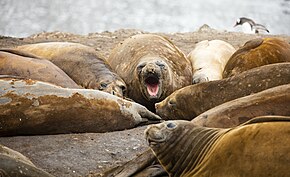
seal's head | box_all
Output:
[144,120,200,176]
[145,120,190,150]
[137,56,172,102]
[96,75,127,98]
[145,120,222,176]
[155,86,196,120]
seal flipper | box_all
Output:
[240,115,290,126]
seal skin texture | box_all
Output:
[0,144,54,177]
[101,85,290,177]
[107,34,192,112]
[0,79,160,136]
[156,63,290,120]
[187,40,236,84]
[0,49,80,89]
[192,84,290,128]
[145,116,290,177]
[15,42,127,97]
[223,37,290,78]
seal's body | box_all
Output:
[0,78,160,136]
[156,63,290,120]
[146,116,290,177]
[188,40,235,83]
[223,38,290,78]
[0,49,80,88]
[15,42,127,97]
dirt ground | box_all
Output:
[0,26,290,177]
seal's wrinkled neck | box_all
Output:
[156,126,224,177]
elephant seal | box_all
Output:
[188,40,235,83]
[15,42,127,97]
[0,78,160,136]
[0,144,54,176]
[145,116,290,177]
[107,34,192,112]
[156,63,290,120]
[223,38,290,78]
[0,49,80,88]
[102,83,290,177]
[192,84,290,127]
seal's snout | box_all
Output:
[143,63,161,98]
[145,125,159,144]
[146,63,157,73]
[155,102,160,110]
[148,66,155,73]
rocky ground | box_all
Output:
[0,26,289,177]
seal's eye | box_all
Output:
[168,100,176,106]
[99,83,108,90]
[166,122,176,129]
[156,62,165,69]
[137,63,146,72]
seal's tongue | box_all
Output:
[145,77,159,96]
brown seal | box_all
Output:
[192,84,290,127]
[156,63,290,120]
[107,34,192,112]
[15,42,127,97]
[102,83,290,177]
[103,84,290,177]
[0,49,80,88]
[0,144,54,176]
[0,78,160,136]
[101,84,290,177]
[145,116,290,177]
[223,37,290,78]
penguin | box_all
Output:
[234,17,269,34]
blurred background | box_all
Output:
[1,0,289,37]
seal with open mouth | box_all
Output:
[107,34,192,112]
[137,56,168,101]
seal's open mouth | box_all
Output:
[145,76,159,97]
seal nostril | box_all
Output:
[121,85,127,95]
